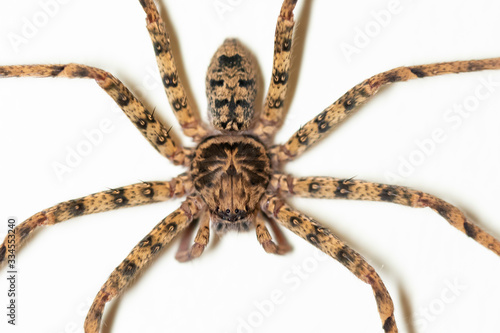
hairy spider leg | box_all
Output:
[252,0,297,143]
[138,0,208,142]
[84,195,204,333]
[270,174,500,256]
[0,64,190,165]
[273,58,500,162]
[0,176,191,267]
[261,194,397,333]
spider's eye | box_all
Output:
[235,209,239,214]
[210,79,224,88]
[225,209,231,214]
[238,79,254,88]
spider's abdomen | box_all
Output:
[190,135,271,232]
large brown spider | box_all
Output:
[0,0,496,326]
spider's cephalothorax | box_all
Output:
[206,39,258,132]
[191,135,271,233]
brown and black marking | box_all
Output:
[252,0,297,142]
[2,0,500,332]
[206,39,258,132]
[261,194,397,333]
[191,135,271,232]
[274,58,500,162]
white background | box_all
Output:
[1,0,500,332]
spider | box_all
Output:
[1,0,500,332]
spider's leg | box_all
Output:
[252,0,297,143]
[84,194,204,333]
[0,175,191,268]
[271,174,500,256]
[175,209,210,262]
[272,58,500,162]
[261,194,397,333]
[256,212,292,254]
[138,0,208,142]
[0,64,191,165]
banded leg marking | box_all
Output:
[271,174,500,256]
[273,58,500,162]
[252,0,297,143]
[0,64,190,165]
[84,194,204,333]
[261,194,397,333]
[138,0,208,142]
[0,175,192,267]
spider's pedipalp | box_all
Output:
[255,212,292,255]
[274,174,500,256]
[139,0,209,142]
[175,210,210,262]
[275,57,500,162]
[0,176,192,268]
[84,194,205,333]
[206,39,258,132]
[252,0,297,143]
[0,64,190,165]
[261,193,397,333]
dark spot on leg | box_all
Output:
[74,67,89,77]
[334,180,351,198]
[153,41,163,55]
[136,118,147,129]
[151,243,162,254]
[343,98,355,111]
[142,187,154,198]
[463,221,478,239]
[358,87,370,98]
[306,233,320,247]
[282,38,292,52]
[50,65,65,76]
[162,73,178,88]
[18,227,30,241]
[410,67,426,78]
[308,182,320,193]
[166,223,177,234]
[385,73,401,83]
[117,93,130,107]
[289,216,302,227]
[156,135,166,145]
[336,245,355,267]
[272,70,289,85]
[435,205,449,219]
[122,260,137,276]
[383,316,395,332]
[69,199,85,216]
[380,187,396,202]
[139,235,152,247]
